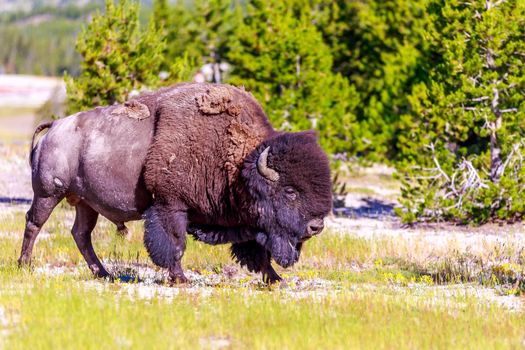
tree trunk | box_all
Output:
[489,86,502,182]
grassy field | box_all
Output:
[1,203,525,349]
[0,124,524,349]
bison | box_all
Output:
[19,83,332,284]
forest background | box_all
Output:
[1,0,524,224]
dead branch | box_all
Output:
[500,108,518,113]
[485,0,506,10]
[467,96,489,102]
[496,143,522,179]
[426,143,451,183]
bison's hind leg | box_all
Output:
[18,195,63,266]
[71,201,109,278]
[231,241,282,284]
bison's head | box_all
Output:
[242,131,332,268]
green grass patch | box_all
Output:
[0,106,36,118]
[0,273,524,349]
[1,207,525,348]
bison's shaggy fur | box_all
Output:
[142,83,332,282]
[20,82,331,284]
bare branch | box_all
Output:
[491,85,500,114]
[486,0,506,10]
[500,108,518,113]
[426,143,451,183]
[457,159,489,190]
[497,143,521,179]
[467,96,489,102]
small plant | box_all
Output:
[331,169,347,209]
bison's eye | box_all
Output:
[284,187,297,201]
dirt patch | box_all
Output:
[26,262,524,312]
[326,215,525,254]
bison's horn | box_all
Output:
[257,146,279,182]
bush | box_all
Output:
[395,0,525,224]
[66,0,189,113]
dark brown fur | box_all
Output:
[142,84,332,282]
[19,83,332,284]
[143,84,274,225]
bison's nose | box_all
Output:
[306,219,324,238]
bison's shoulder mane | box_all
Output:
[142,83,275,222]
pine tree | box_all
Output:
[152,0,170,29]
[66,0,188,113]
[316,0,434,160]
[396,0,525,223]
[154,0,237,81]
[226,0,359,156]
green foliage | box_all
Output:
[66,0,189,113]
[153,0,237,78]
[316,0,435,160]
[396,0,525,223]
[226,0,359,156]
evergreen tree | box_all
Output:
[316,0,434,160]
[153,0,237,81]
[152,0,170,29]
[66,0,188,113]
[226,0,359,156]
[396,0,525,223]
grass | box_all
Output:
[1,205,525,349]
[0,106,36,119]
[1,275,524,349]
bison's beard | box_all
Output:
[255,232,302,268]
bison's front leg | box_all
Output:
[231,241,282,284]
[144,203,188,284]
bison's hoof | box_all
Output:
[89,264,110,279]
[115,223,130,239]
[262,270,282,285]
[168,262,188,284]
[17,257,32,268]
[168,273,189,285]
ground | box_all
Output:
[0,107,524,349]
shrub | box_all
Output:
[395,0,525,223]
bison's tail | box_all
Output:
[29,122,53,167]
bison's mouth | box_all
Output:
[255,232,302,268]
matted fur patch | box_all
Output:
[195,86,241,116]
[111,100,150,120]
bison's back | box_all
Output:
[33,103,155,222]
